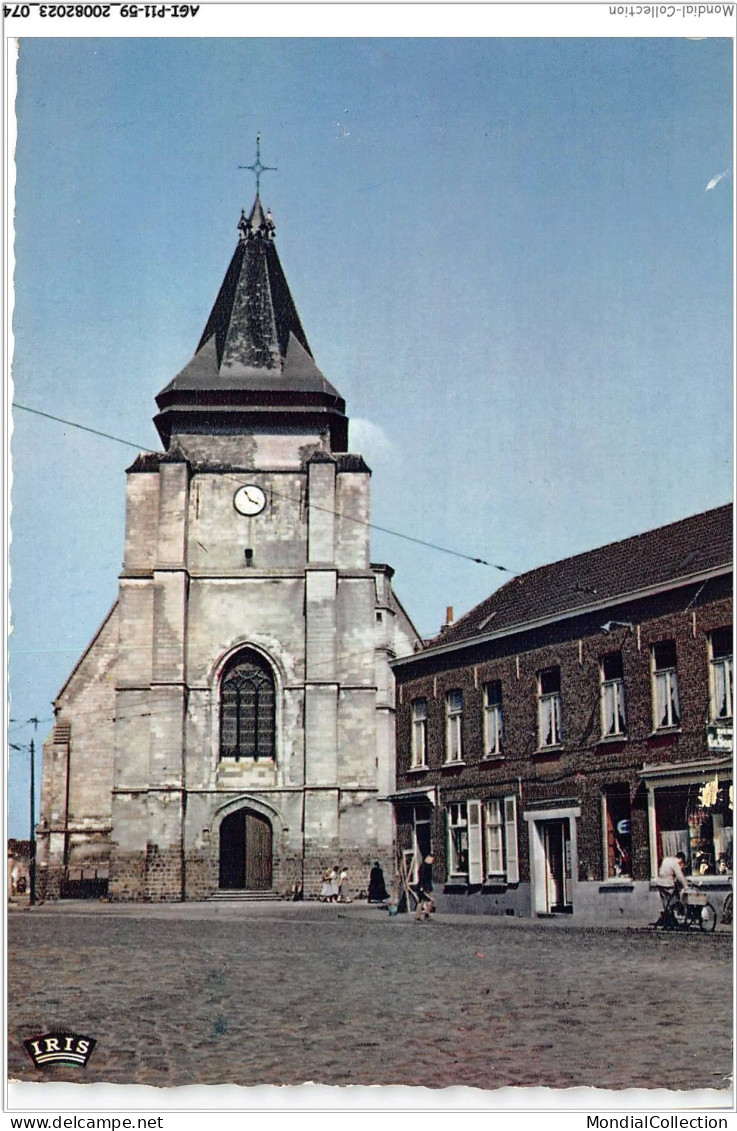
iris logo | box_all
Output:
[23,1033,96,1068]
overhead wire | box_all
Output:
[13,402,520,575]
[12,403,155,453]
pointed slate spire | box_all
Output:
[196,196,311,371]
[154,198,348,451]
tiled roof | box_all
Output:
[430,504,732,649]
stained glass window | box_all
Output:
[220,652,276,761]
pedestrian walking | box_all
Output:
[414,854,435,921]
[327,865,340,902]
[319,869,333,902]
[337,866,351,902]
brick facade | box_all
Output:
[392,508,732,922]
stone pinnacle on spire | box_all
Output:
[238,199,276,243]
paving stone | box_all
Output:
[7,903,732,1092]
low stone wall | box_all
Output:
[143,844,184,901]
[438,883,532,918]
[36,865,62,902]
[108,851,148,901]
[42,844,396,903]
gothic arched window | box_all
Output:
[220,651,276,761]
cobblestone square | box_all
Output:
[7,902,733,1094]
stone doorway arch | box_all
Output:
[218,808,273,890]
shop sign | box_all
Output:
[706,724,732,753]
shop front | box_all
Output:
[641,754,733,917]
[389,786,437,893]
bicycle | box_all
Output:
[721,890,732,926]
[655,886,717,932]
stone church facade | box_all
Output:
[37,196,420,901]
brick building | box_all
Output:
[37,193,419,902]
[391,505,732,921]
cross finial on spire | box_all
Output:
[239,133,277,196]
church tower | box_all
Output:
[37,187,420,901]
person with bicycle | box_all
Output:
[655,851,690,923]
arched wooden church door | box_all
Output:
[219,809,273,890]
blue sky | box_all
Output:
[8,37,733,838]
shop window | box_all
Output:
[603,785,632,878]
[538,667,562,747]
[600,653,627,738]
[447,802,469,877]
[651,641,680,730]
[483,796,520,882]
[483,681,504,757]
[410,699,428,768]
[445,690,464,763]
[653,779,732,875]
[709,628,733,722]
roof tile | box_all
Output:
[432,504,733,647]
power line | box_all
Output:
[8,717,52,735]
[219,474,516,572]
[13,402,155,453]
[12,402,518,574]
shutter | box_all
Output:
[467,800,483,884]
[504,795,519,883]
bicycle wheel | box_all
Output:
[699,902,717,932]
[721,892,732,926]
[672,900,688,928]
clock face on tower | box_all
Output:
[233,484,267,516]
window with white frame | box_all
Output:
[484,799,505,875]
[410,699,428,768]
[491,796,519,882]
[709,628,733,722]
[600,652,627,738]
[445,690,464,762]
[538,667,562,747]
[483,681,504,757]
[652,641,680,730]
[448,797,519,883]
[447,802,469,876]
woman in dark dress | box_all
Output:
[367,860,389,902]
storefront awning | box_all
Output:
[385,786,437,806]
[640,755,732,783]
